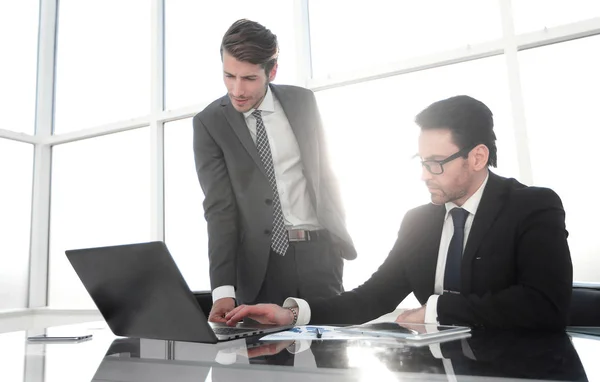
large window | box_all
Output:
[0,139,33,309]
[309,0,502,79]
[49,128,152,308]
[316,55,516,290]
[165,0,298,109]
[164,118,210,291]
[54,0,151,133]
[8,1,600,315]
[0,0,39,134]
[519,35,600,283]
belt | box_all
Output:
[287,229,328,242]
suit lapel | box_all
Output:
[461,172,507,290]
[270,85,319,189]
[221,98,267,178]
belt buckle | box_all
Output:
[288,229,310,242]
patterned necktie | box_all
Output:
[443,207,470,293]
[252,110,289,255]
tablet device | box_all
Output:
[338,322,470,343]
[27,334,93,343]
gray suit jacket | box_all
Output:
[193,84,356,303]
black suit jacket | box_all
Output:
[309,172,573,329]
[193,84,356,303]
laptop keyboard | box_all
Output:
[212,327,258,336]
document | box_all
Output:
[260,325,381,341]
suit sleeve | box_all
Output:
[308,210,419,324]
[437,189,572,330]
[193,115,239,291]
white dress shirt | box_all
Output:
[424,173,489,324]
[289,173,490,325]
[213,87,320,302]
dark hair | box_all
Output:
[415,95,497,167]
[220,19,279,77]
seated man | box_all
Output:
[223,95,573,330]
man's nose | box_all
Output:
[421,165,433,182]
[231,79,244,97]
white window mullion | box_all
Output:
[499,0,534,185]
[150,0,166,241]
[293,0,313,86]
[28,0,58,308]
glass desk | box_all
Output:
[2,317,599,381]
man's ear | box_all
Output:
[471,144,489,170]
[268,62,278,82]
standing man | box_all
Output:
[193,19,356,322]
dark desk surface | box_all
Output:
[95,330,593,381]
[4,317,599,381]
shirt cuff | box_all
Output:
[212,285,236,303]
[283,297,311,325]
[425,295,440,324]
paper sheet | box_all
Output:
[260,325,381,341]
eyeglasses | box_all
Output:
[417,145,475,175]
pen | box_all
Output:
[316,328,323,339]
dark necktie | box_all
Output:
[252,110,289,255]
[443,207,470,293]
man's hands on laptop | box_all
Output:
[209,297,236,323]
[225,304,294,326]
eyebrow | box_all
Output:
[223,71,258,79]
[419,154,447,161]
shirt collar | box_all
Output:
[444,172,490,219]
[243,86,275,119]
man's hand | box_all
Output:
[209,297,236,323]
[225,304,294,326]
[395,305,426,324]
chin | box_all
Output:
[429,194,448,206]
[233,104,251,113]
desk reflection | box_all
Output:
[92,331,588,381]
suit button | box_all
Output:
[265,198,272,205]
[264,229,271,235]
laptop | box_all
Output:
[65,241,292,343]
